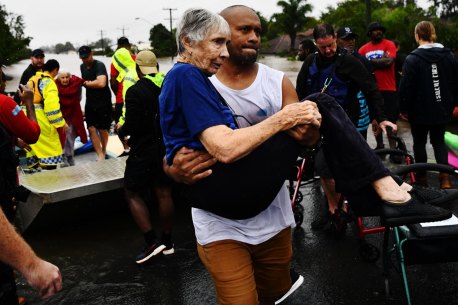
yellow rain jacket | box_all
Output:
[24,72,66,167]
[112,48,139,126]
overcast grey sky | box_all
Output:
[2,0,430,49]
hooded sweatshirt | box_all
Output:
[399,43,457,124]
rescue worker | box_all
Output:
[25,59,68,169]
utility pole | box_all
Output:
[163,8,177,60]
[100,30,105,56]
[117,26,129,37]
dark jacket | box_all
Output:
[13,64,39,104]
[399,45,457,125]
[121,76,164,159]
[296,49,387,124]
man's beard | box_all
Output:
[232,50,258,65]
[372,34,383,43]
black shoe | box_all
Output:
[118,150,130,157]
[135,242,167,264]
[381,190,452,226]
[275,269,304,304]
[413,185,458,206]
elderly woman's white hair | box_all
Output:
[57,69,71,78]
[175,8,231,56]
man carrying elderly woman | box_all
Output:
[159,6,453,305]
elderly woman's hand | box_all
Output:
[279,101,321,130]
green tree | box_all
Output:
[272,0,313,52]
[54,42,75,54]
[432,0,458,18]
[150,23,176,57]
[0,5,30,65]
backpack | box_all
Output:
[306,53,348,106]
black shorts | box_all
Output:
[85,101,112,130]
[124,152,172,193]
[380,90,399,123]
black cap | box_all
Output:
[32,48,45,57]
[117,37,130,46]
[367,22,386,36]
[78,46,92,59]
[337,27,358,39]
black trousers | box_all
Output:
[411,123,448,165]
[306,93,392,216]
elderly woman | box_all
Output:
[160,7,455,305]
[56,70,87,166]
[159,8,320,305]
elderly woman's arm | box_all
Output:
[281,76,322,147]
[199,101,321,163]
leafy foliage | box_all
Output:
[272,0,314,51]
[321,0,458,54]
[0,5,30,65]
[150,23,176,57]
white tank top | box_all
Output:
[191,63,296,246]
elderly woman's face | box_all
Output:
[187,31,230,75]
[58,74,70,86]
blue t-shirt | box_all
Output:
[159,63,236,165]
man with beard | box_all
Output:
[163,6,309,304]
[13,49,45,104]
[359,22,399,157]
[296,23,395,232]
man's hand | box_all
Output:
[18,84,33,104]
[378,120,397,135]
[23,259,62,299]
[163,147,217,185]
[16,138,32,151]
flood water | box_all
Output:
[3,54,303,106]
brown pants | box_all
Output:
[197,227,292,305]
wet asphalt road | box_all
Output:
[16,121,458,305]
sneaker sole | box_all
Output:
[135,245,166,264]
[275,274,304,304]
[383,212,452,226]
[163,248,175,255]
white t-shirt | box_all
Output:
[191,63,296,246]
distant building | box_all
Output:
[261,30,313,54]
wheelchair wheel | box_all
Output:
[293,203,304,226]
[359,241,380,263]
[295,191,303,204]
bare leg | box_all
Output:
[154,186,174,235]
[88,126,104,161]
[125,189,153,233]
[99,129,109,159]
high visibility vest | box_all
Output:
[118,72,165,127]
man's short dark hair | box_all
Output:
[313,23,335,41]
[44,59,60,72]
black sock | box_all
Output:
[161,232,172,244]
[144,230,157,246]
